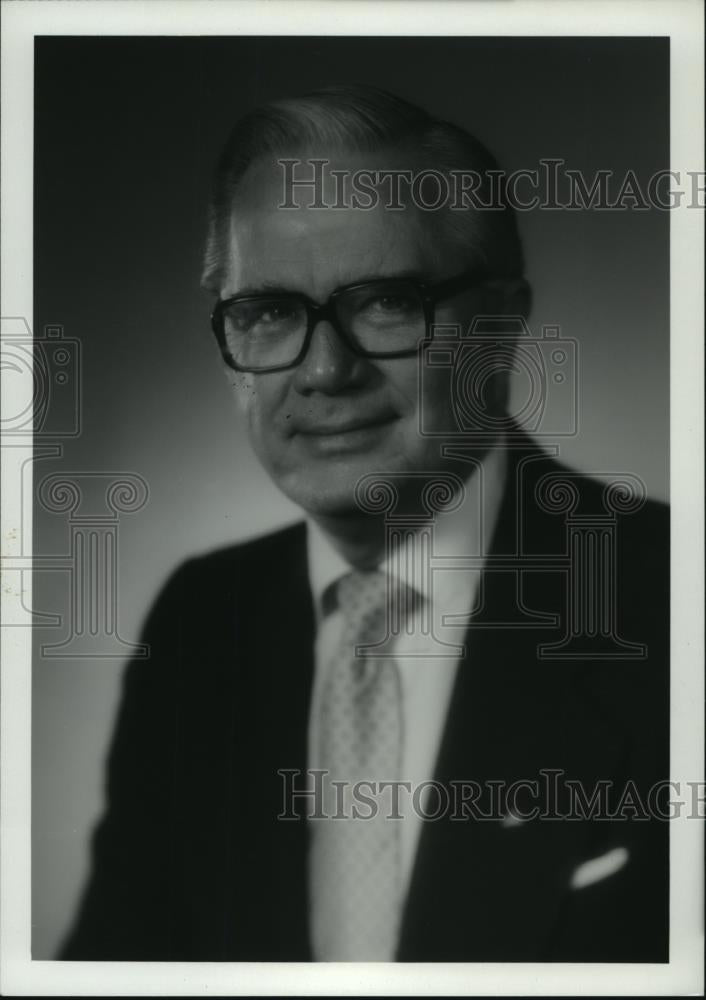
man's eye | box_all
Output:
[363,293,417,315]
[252,303,298,325]
[378,296,411,310]
[228,300,301,333]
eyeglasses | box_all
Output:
[210,268,488,373]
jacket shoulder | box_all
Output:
[164,520,307,590]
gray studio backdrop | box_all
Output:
[32,36,668,957]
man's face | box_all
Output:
[221,152,498,518]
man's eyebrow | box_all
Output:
[230,269,428,299]
[231,281,294,297]
[339,268,428,287]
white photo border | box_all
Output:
[1,0,703,995]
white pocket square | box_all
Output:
[570,846,629,889]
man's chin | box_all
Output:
[278,479,365,518]
[270,454,387,517]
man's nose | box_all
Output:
[291,319,364,394]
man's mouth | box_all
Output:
[290,411,398,451]
[298,413,397,437]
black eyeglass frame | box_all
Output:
[210,267,489,374]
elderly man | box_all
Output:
[60,85,668,963]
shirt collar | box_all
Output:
[306,436,507,619]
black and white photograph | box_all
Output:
[1,0,703,995]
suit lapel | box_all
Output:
[225,524,316,960]
[397,441,626,960]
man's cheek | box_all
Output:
[233,378,274,451]
[233,372,255,416]
[231,378,267,457]
[417,369,455,434]
[236,390,289,476]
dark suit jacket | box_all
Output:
[59,436,669,962]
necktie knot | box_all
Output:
[336,568,420,651]
[337,566,386,622]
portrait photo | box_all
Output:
[1,1,703,996]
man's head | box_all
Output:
[203,85,529,520]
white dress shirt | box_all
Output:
[306,440,507,912]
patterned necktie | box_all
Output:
[309,569,405,961]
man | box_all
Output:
[60,85,669,962]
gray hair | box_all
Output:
[201,84,525,293]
